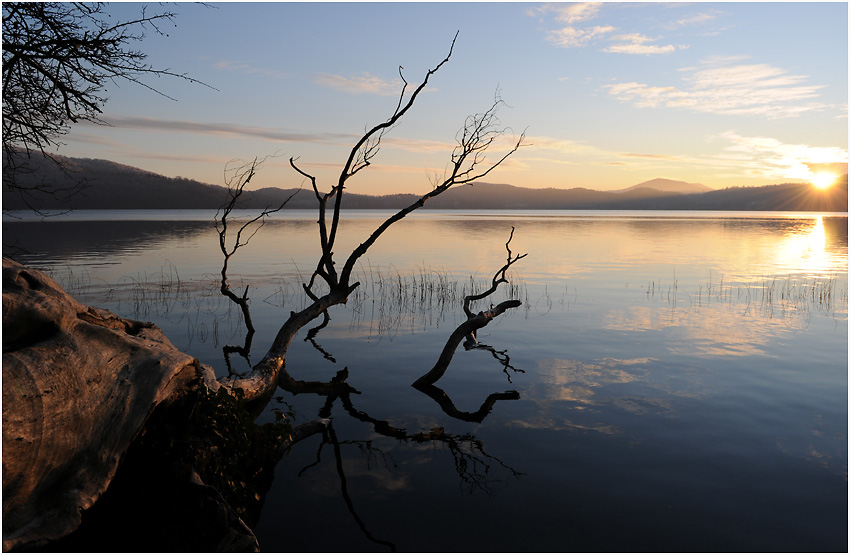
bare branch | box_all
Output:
[413,229,527,387]
[289,156,337,291]
[2,2,214,207]
[463,226,527,318]
[216,155,298,336]
[412,299,522,388]
[339,95,526,288]
[323,32,460,287]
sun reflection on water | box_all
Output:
[775,216,830,277]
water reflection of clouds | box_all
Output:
[602,304,783,357]
[300,453,412,499]
[509,357,660,435]
[775,413,848,478]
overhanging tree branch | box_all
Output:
[2,2,214,210]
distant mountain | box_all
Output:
[3,154,847,212]
[610,178,713,195]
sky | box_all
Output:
[56,1,849,195]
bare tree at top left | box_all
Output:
[1,2,211,214]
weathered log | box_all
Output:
[2,257,205,551]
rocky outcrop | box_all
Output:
[2,257,204,551]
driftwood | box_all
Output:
[1,257,204,550]
[2,257,329,551]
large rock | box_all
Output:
[2,257,203,551]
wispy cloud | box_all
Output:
[121,150,231,166]
[91,115,357,144]
[546,24,616,48]
[383,137,455,153]
[531,2,604,24]
[524,135,613,157]
[665,10,722,30]
[287,159,445,178]
[313,72,404,96]
[604,33,676,55]
[531,2,678,54]
[530,2,615,48]
[520,132,848,183]
[605,57,830,118]
[619,152,687,161]
[713,131,848,180]
[518,135,690,170]
[62,130,237,169]
[213,60,288,79]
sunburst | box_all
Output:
[810,172,838,190]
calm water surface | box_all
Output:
[4,209,848,552]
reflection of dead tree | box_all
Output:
[325,423,398,552]
[278,367,523,495]
[215,155,298,375]
[304,310,336,362]
[414,383,519,423]
[468,343,525,384]
[290,386,523,550]
[420,429,521,496]
[442,432,524,496]
[321,388,524,491]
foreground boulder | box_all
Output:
[2,257,203,551]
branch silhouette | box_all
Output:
[413,227,526,388]
[215,34,526,410]
[215,155,298,375]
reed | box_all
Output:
[48,260,530,345]
[647,271,848,321]
[50,261,252,350]
[346,263,528,339]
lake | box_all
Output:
[3,209,848,552]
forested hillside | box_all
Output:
[3,154,847,212]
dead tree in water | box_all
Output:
[215,155,297,374]
[218,33,526,407]
[412,227,526,419]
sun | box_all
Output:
[810,172,838,190]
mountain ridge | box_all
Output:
[3,154,847,212]
[610,178,713,194]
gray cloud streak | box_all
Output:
[86,115,358,144]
